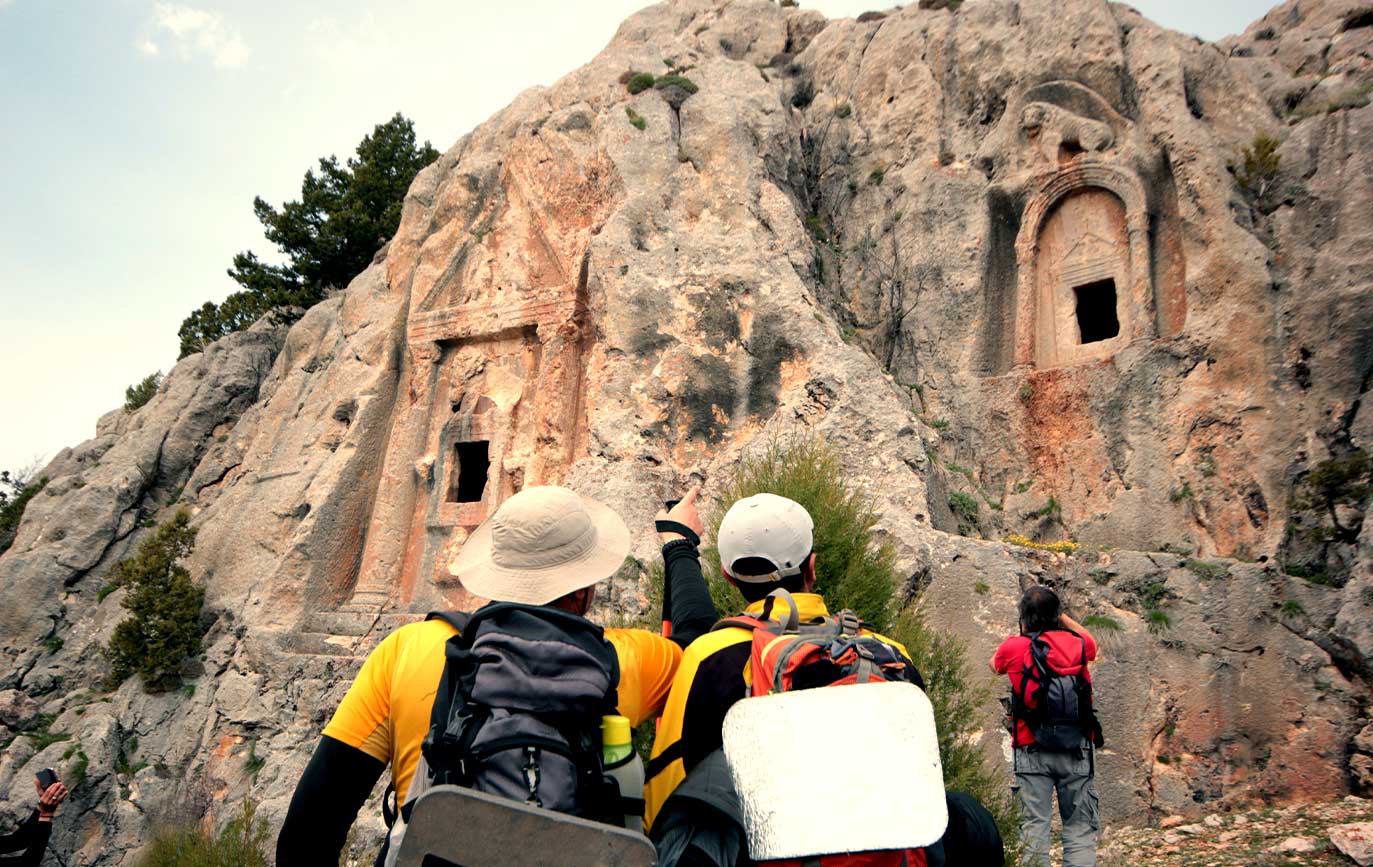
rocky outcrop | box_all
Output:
[0,0,1369,862]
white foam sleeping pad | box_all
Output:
[722,681,948,861]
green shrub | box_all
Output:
[928,418,950,431]
[804,213,828,242]
[1146,609,1172,634]
[702,439,1018,851]
[834,103,852,118]
[1292,451,1371,545]
[136,798,270,867]
[115,736,147,777]
[654,75,699,95]
[1285,561,1336,585]
[973,581,990,595]
[706,440,897,625]
[1013,479,1033,494]
[43,635,63,654]
[625,72,656,94]
[124,372,163,413]
[0,471,47,555]
[1018,382,1033,402]
[244,738,266,780]
[868,167,885,185]
[948,492,980,537]
[1135,581,1171,608]
[1033,496,1062,522]
[1081,614,1121,632]
[1184,559,1229,581]
[106,511,205,691]
[1231,132,1281,205]
[1279,599,1305,618]
[68,748,89,788]
[1169,481,1193,503]
[624,107,646,131]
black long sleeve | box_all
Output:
[276,735,386,867]
[664,541,718,648]
[0,811,51,866]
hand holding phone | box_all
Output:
[34,769,67,820]
[656,485,703,543]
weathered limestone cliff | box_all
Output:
[0,0,1369,862]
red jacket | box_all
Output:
[991,629,1097,748]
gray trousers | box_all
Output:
[1015,746,1099,867]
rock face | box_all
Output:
[0,0,1370,862]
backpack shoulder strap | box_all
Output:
[426,610,472,634]
[711,615,765,633]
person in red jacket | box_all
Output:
[990,586,1100,867]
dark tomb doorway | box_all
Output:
[1073,279,1120,344]
[449,440,491,503]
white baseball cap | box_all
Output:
[717,493,814,583]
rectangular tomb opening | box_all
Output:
[1073,278,1120,344]
[448,440,491,503]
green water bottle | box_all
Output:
[601,714,645,831]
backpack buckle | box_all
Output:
[837,609,862,636]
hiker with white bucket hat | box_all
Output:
[277,486,689,867]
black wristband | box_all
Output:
[655,520,701,546]
[661,537,699,557]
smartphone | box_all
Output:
[35,768,58,789]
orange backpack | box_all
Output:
[713,589,924,696]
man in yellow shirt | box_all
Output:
[276,486,683,866]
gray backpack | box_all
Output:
[415,603,624,823]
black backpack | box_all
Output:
[416,603,624,823]
[1014,630,1104,752]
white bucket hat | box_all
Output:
[449,486,631,605]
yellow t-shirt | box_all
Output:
[322,617,681,802]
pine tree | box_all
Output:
[106,511,204,691]
[178,113,440,358]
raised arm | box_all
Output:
[656,486,717,647]
[1059,612,1098,656]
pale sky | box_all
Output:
[0,0,1278,474]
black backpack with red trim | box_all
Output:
[1013,630,1104,752]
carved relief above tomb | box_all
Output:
[977,80,1187,373]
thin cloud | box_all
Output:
[305,13,381,66]
[142,3,249,69]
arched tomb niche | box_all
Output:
[1013,162,1155,368]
